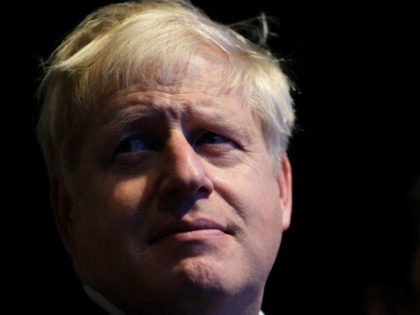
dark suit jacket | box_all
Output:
[35,280,110,315]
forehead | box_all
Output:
[84,49,265,143]
[100,79,248,127]
[99,44,244,99]
[100,53,248,115]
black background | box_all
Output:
[5,1,419,314]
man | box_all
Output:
[36,1,296,314]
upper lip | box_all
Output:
[150,218,230,244]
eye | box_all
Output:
[194,131,235,147]
[115,136,154,154]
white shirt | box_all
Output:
[84,283,265,315]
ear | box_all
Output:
[50,175,78,257]
[277,155,292,230]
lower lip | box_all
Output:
[159,229,229,243]
[150,229,232,256]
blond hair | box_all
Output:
[36,0,296,181]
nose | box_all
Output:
[158,131,214,199]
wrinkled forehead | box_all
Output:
[101,47,243,100]
[99,54,249,121]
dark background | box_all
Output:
[5,1,419,314]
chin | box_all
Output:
[172,256,242,297]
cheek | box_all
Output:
[247,181,284,272]
[223,169,283,280]
[69,175,155,283]
[248,164,283,234]
[78,174,149,218]
[71,176,151,252]
[217,163,283,253]
[246,177,283,245]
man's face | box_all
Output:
[54,56,292,313]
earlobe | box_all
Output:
[50,175,78,257]
[277,155,292,230]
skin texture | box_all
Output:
[52,56,292,315]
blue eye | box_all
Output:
[116,137,154,154]
[195,132,229,145]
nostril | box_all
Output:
[159,170,214,199]
[158,135,214,199]
[157,189,212,218]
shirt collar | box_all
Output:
[83,283,126,315]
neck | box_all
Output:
[85,283,264,315]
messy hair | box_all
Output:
[36,0,296,182]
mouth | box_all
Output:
[149,218,232,244]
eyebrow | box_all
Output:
[100,90,255,140]
[107,105,159,131]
